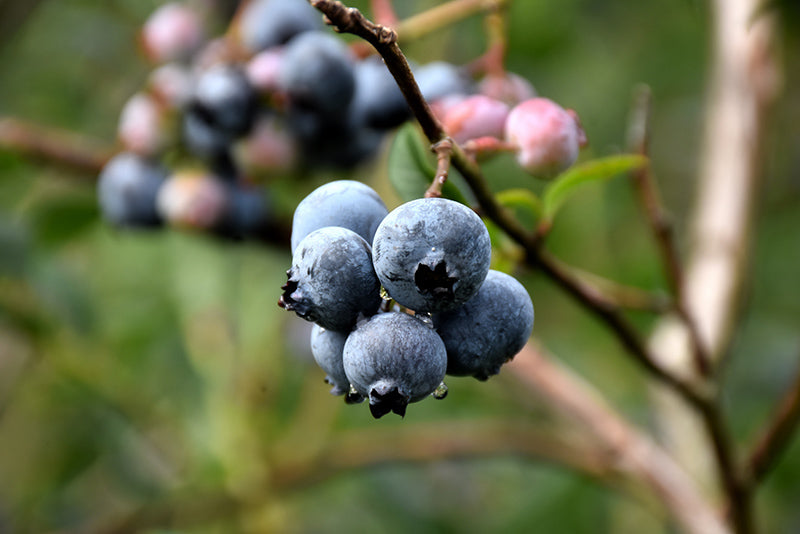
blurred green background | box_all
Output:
[1,0,799,532]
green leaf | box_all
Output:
[387,123,470,204]
[542,154,648,222]
[496,188,543,220]
[387,123,436,202]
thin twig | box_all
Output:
[92,419,617,534]
[425,137,453,198]
[534,250,708,408]
[626,85,711,378]
[394,0,508,43]
[696,400,754,534]
[564,264,671,313]
[645,0,779,529]
[0,117,114,174]
[746,356,800,485]
[467,0,507,77]
[271,419,614,491]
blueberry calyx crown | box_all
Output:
[368,383,410,419]
[278,270,314,321]
[414,260,456,300]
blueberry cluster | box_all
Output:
[97,1,441,234]
[98,0,581,238]
[280,180,534,418]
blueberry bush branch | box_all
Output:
[626,85,711,378]
[645,0,779,529]
[0,117,113,175]
[507,343,729,534]
[394,0,508,44]
[745,356,800,485]
[309,1,700,403]
[309,1,782,532]
[424,137,454,198]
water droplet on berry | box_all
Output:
[416,312,434,327]
[345,384,364,404]
[380,286,392,301]
[432,382,448,399]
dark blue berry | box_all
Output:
[433,270,534,380]
[291,180,388,253]
[184,64,258,157]
[278,31,356,121]
[217,184,269,239]
[342,311,447,418]
[310,324,352,396]
[97,152,167,228]
[351,55,411,130]
[279,226,382,332]
[372,198,491,313]
[414,61,474,103]
[238,0,322,53]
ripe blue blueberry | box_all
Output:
[217,184,269,239]
[97,152,167,228]
[372,198,491,313]
[433,270,534,380]
[182,106,231,158]
[342,312,447,418]
[351,55,411,130]
[287,108,383,169]
[310,324,351,396]
[279,31,356,121]
[279,226,382,332]
[414,61,474,103]
[237,0,321,53]
[189,64,258,140]
[291,180,388,253]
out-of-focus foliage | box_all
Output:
[1,1,800,533]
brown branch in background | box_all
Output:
[626,86,711,378]
[565,264,671,313]
[394,0,508,44]
[94,419,616,534]
[535,249,708,408]
[271,419,614,491]
[425,137,453,198]
[746,356,800,486]
[0,117,113,175]
[645,0,780,530]
[507,343,730,534]
[468,0,507,77]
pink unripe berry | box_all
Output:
[246,48,285,93]
[156,170,228,230]
[438,95,510,144]
[505,97,587,179]
[117,92,170,157]
[141,2,206,64]
[235,114,298,174]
